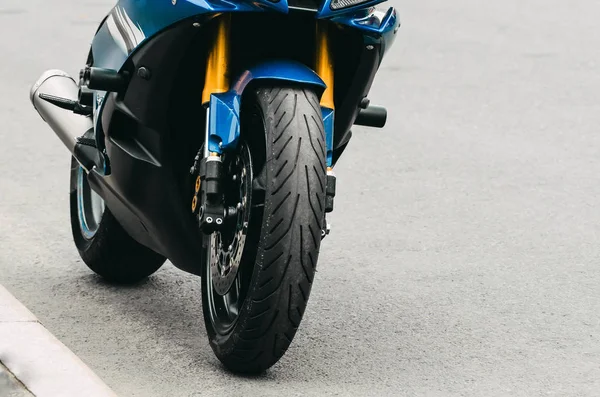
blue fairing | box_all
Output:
[91,0,398,72]
[91,0,399,169]
[92,0,269,70]
[315,0,387,18]
[332,6,399,55]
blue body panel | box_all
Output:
[321,108,335,165]
[331,6,399,54]
[91,0,398,72]
[91,0,266,71]
[315,0,386,18]
[91,0,399,169]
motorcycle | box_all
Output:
[30,0,399,373]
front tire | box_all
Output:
[202,85,327,373]
[69,157,166,283]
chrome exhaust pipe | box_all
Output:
[30,70,98,171]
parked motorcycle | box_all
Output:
[30,0,399,373]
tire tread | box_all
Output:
[210,86,326,373]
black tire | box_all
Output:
[69,157,166,284]
[202,85,327,373]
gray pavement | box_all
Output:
[0,284,117,396]
[1,0,600,396]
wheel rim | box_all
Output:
[77,166,105,240]
[205,142,254,335]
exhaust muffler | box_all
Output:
[30,70,99,172]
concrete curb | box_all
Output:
[0,285,118,397]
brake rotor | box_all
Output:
[209,143,252,295]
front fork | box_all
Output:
[191,15,232,233]
[315,19,336,237]
[193,15,337,236]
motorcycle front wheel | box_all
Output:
[201,85,327,374]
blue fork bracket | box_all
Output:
[321,108,334,166]
[208,60,335,166]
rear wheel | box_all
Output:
[69,157,166,283]
[201,85,327,373]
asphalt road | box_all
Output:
[1,1,600,396]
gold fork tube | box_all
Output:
[202,14,231,105]
[315,20,334,109]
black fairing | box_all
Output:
[89,18,213,276]
[332,41,381,164]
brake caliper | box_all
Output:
[190,150,226,234]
